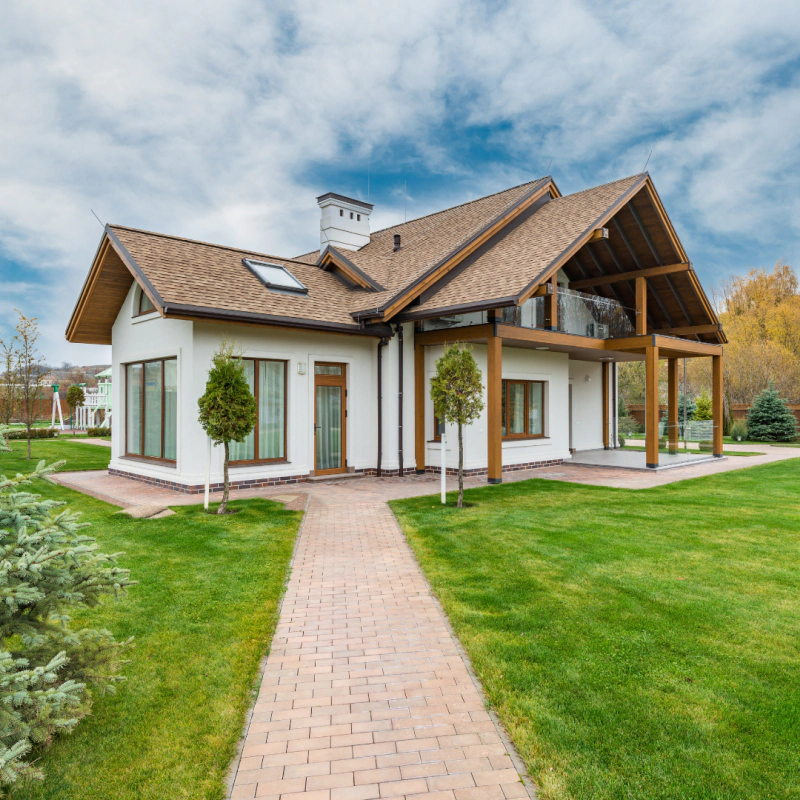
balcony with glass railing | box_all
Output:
[419,288,636,340]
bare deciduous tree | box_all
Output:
[14,311,45,459]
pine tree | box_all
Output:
[429,344,485,508]
[694,389,713,420]
[677,392,697,421]
[746,384,799,442]
[197,340,257,514]
[0,424,134,788]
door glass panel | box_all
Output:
[230,360,255,461]
[126,364,142,455]
[163,359,178,460]
[316,385,342,471]
[144,362,163,457]
[315,365,342,375]
[528,381,543,435]
[508,382,526,435]
[259,360,285,459]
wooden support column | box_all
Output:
[667,358,679,454]
[636,276,648,336]
[712,353,724,457]
[645,344,660,468]
[544,275,558,330]
[602,361,610,450]
[414,342,425,473]
[487,330,503,483]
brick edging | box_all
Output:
[108,467,306,494]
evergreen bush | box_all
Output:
[86,427,111,438]
[0,425,133,787]
[197,340,257,514]
[730,421,748,442]
[746,384,799,442]
[6,428,57,440]
[694,389,713,421]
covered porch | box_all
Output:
[414,314,724,480]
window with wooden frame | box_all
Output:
[432,409,445,441]
[229,359,287,464]
[501,380,545,439]
[135,287,157,316]
[125,358,177,462]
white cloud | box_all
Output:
[1,0,799,362]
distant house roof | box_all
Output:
[65,173,724,345]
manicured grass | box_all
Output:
[3,445,301,800]
[4,438,112,472]
[621,445,764,457]
[391,460,800,799]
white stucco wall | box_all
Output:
[424,344,587,472]
[568,360,605,451]
[109,284,194,484]
[108,284,615,487]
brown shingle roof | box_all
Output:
[68,172,721,344]
[343,179,551,311]
[412,175,645,315]
[109,226,367,331]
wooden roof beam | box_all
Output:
[627,201,695,328]
[610,215,675,330]
[568,262,690,291]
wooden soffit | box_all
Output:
[65,227,163,344]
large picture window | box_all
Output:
[229,359,287,463]
[502,380,545,439]
[126,358,177,461]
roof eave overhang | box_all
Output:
[65,225,166,344]
[162,303,393,337]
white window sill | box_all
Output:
[503,437,551,449]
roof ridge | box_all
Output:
[367,177,549,237]
[107,224,313,266]
[555,173,646,202]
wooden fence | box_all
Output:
[627,403,800,426]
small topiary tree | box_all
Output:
[746,383,799,442]
[0,424,133,787]
[694,389,713,421]
[197,340,257,514]
[65,385,85,435]
[429,344,485,508]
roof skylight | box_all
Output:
[243,259,308,294]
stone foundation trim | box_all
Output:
[407,458,563,477]
[108,467,307,495]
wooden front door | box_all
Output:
[314,363,347,475]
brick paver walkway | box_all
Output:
[229,500,529,800]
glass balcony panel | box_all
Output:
[420,288,635,339]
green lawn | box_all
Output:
[2,442,301,800]
[391,460,800,799]
[4,438,113,472]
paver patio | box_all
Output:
[228,499,530,800]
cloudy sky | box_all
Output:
[2,0,800,365]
